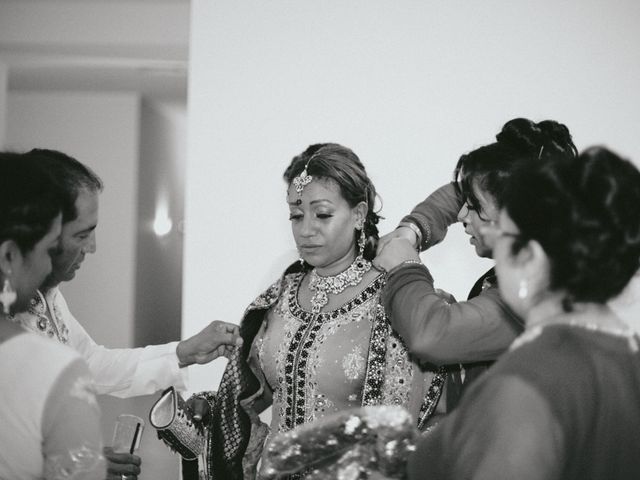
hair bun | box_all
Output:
[496,117,577,158]
[496,117,543,154]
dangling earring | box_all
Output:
[357,227,366,259]
[0,278,17,314]
[518,279,528,300]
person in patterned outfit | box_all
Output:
[174,143,446,480]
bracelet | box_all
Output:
[397,222,423,251]
[386,259,425,277]
[400,259,422,266]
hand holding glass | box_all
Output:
[112,414,144,454]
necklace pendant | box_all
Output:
[307,257,372,313]
[311,291,328,313]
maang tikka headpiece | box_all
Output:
[293,158,313,195]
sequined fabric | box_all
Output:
[256,273,412,436]
[261,405,417,479]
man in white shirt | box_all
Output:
[14,149,241,479]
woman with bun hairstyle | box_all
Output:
[376,118,577,410]
[407,146,640,479]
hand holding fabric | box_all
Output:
[176,320,242,367]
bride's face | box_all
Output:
[287,178,362,274]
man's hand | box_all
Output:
[177,320,242,367]
[104,446,141,480]
[376,226,418,256]
[373,237,420,273]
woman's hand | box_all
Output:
[373,238,420,273]
[376,226,418,256]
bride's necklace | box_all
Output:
[308,256,372,313]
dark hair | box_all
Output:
[504,146,640,309]
[455,118,577,218]
[283,143,381,260]
[0,152,63,253]
[28,149,103,223]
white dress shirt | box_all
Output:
[14,287,188,397]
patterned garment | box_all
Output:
[187,264,445,480]
[255,273,414,436]
[13,290,70,344]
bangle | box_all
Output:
[400,259,422,266]
[386,259,425,277]
[398,222,423,250]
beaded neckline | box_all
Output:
[289,272,385,321]
[308,258,372,313]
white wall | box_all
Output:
[185,0,640,391]
[136,99,187,347]
[6,91,140,347]
[0,63,6,146]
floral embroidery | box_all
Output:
[10,290,69,344]
[254,270,445,447]
[342,345,365,381]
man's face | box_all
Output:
[45,188,99,288]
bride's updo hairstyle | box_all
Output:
[455,118,578,216]
[284,143,381,261]
[503,147,640,310]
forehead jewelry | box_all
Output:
[292,160,313,195]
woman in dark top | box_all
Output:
[409,146,640,479]
[376,118,577,408]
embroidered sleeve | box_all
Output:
[41,359,105,479]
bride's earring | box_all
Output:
[518,279,528,300]
[357,226,366,259]
[0,278,17,314]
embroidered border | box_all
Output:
[284,274,386,430]
[361,307,388,406]
[416,366,447,430]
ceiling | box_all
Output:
[0,0,190,100]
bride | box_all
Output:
[166,143,445,479]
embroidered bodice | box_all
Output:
[253,272,415,435]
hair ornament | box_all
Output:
[538,145,545,160]
[293,160,313,195]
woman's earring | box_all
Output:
[518,279,528,300]
[0,278,17,314]
[357,227,366,259]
